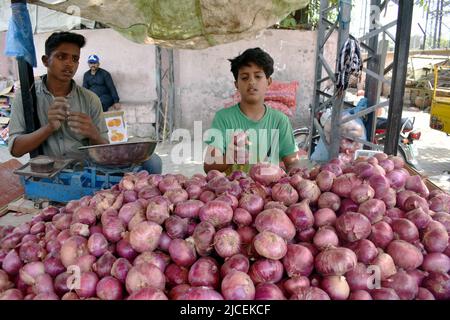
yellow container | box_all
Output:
[430,66,450,134]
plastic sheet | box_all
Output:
[4,3,37,67]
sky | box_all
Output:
[350,1,450,43]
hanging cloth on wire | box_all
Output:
[4,2,37,67]
[335,35,362,92]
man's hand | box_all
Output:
[110,103,121,110]
[47,97,69,132]
[67,112,100,140]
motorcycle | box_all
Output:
[293,113,422,170]
[374,116,422,170]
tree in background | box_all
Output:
[275,0,339,30]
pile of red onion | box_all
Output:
[1,153,449,300]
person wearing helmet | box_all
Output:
[83,54,120,112]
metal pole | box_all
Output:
[309,0,329,158]
[168,49,175,137]
[155,46,162,141]
[329,0,351,159]
[364,0,381,144]
[12,0,40,157]
[384,0,413,155]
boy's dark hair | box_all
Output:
[45,32,86,56]
[228,47,274,81]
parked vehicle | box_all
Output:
[293,110,423,170]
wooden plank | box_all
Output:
[404,164,443,192]
[7,197,39,215]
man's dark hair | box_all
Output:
[228,47,274,81]
[45,32,86,56]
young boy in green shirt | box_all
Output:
[203,47,302,175]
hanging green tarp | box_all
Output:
[30,0,310,49]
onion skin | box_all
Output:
[111,258,132,283]
[255,283,286,300]
[335,212,372,243]
[271,183,299,206]
[213,228,241,258]
[406,208,432,230]
[127,287,168,300]
[198,200,233,228]
[314,247,357,276]
[168,239,197,268]
[314,208,337,228]
[188,257,220,289]
[421,253,450,274]
[183,287,224,300]
[369,221,394,249]
[254,208,296,241]
[233,208,253,227]
[350,184,375,204]
[332,173,362,198]
[391,218,419,243]
[371,252,397,281]
[345,263,372,291]
[370,288,400,300]
[129,221,162,253]
[353,239,378,264]
[96,276,123,300]
[221,254,250,278]
[249,259,284,285]
[286,200,314,232]
[249,163,284,186]
[2,249,23,275]
[238,193,265,216]
[422,272,450,300]
[433,212,450,232]
[283,276,310,296]
[348,290,372,300]
[316,170,336,192]
[416,287,435,300]
[358,199,386,224]
[75,272,99,298]
[382,270,418,300]
[317,192,341,211]
[253,231,287,260]
[422,221,449,253]
[386,240,423,271]
[290,287,330,300]
[321,275,350,300]
[313,227,339,250]
[221,271,255,300]
[125,262,166,294]
[192,221,215,257]
[165,263,189,287]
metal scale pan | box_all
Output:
[14,156,77,179]
[78,139,158,168]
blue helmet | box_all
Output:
[87,54,99,63]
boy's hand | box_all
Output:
[67,112,100,140]
[225,131,251,165]
[47,97,69,131]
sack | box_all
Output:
[223,80,299,113]
[265,80,299,108]
[265,100,294,117]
